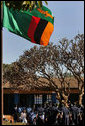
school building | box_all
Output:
[3,77,84,115]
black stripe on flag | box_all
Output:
[34,19,48,44]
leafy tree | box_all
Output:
[58,34,84,105]
[3,34,84,105]
[3,44,72,103]
[3,64,12,83]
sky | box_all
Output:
[3,1,84,64]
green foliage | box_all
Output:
[1,1,48,11]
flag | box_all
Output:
[3,2,54,46]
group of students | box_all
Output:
[13,101,84,125]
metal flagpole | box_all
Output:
[1,30,3,124]
[1,2,3,124]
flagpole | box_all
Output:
[1,2,3,124]
[1,29,3,124]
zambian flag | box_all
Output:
[3,2,54,46]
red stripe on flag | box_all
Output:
[27,16,41,43]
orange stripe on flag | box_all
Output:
[40,22,54,46]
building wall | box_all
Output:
[4,94,14,115]
[68,93,79,103]
[4,92,82,115]
[3,93,54,115]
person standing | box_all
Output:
[70,103,79,125]
[19,109,27,124]
[36,113,44,125]
[61,103,70,125]
[13,104,18,123]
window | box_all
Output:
[34,95,42,104]
[47,94,52,102]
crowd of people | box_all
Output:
[13,101,84,125]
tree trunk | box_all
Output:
[61,91,70,107]
[56,91,61,102]
[79,88,84,105]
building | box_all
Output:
[3,77,83,115]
